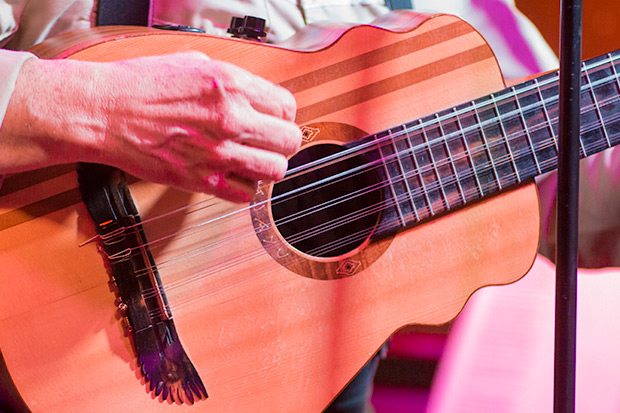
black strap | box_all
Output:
[96,0,153,27]
[385,0,413,10]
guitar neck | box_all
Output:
[363,49,620,234]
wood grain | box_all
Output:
[0,12,540,412]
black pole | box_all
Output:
[554,0,581,412]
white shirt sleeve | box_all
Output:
[0,48,34,190]
[0,49,35,132]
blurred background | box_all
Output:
[517,0,620,60]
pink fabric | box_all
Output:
[427,256,620,412]
[472,0,543,74]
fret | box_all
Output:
[420,119,450,210]
[400,125,431,221]
[532,73,562,174]
[472,100,503,190]
[399,133,420,223]
[373,131,407,227]
[574,91,589,158]
[459,104,500,194]
[390,126,419,224]
[442,109,480,203]
[436,113,466,206]
[583,61,612,150]
[511,85,545,175]
[606,53,620,147]
[409,123,435,217]
[426,112,464,209]
[609,53,620,93]
[531,78,554,174]
[583,54,618,84]
[472,94,519,189]
[402,121,434,221]
[491,87,540,181]
[453,107,484,198]
[489,92,520,181]
[581,56,620,154]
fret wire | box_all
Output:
[608,53,620,92]
[582,53,617,76]
[435,113,466,204]
[289,54,618,211]
[401,128,421,222]
[404,132,426,222]
[415,66,607,152]
[472,100,503,190]
[587,66,620,89]
[532,77,556,170]
[405,128,432,222]
[412,122,435,216]
[399,61,611,154]
[373,133,406,227]
[390,63,620,189]
[453,107,484,197]
[420,119,450,210]
[489,92,520,181]
[583,62,612,149]
[608,54,620,148]
[391,73,553,162]
[390,127,417,224]
[511,85,544,175]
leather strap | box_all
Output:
[96,0,153,26]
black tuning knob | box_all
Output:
[227,15,267,41]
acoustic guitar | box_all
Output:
[0,10,613,412]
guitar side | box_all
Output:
[0,12,540,412]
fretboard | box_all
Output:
[364,49,620,234]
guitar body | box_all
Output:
[0,12,540,412]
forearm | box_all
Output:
[0,51,300,202]
[0,56,107,173]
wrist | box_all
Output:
[0,57,109,173]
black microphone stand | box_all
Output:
[554,1,582,412]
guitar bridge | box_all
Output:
[78,163,207,404]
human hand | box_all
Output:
[1,52,302,202]
[99,52,302,202]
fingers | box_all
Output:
[226,109,302,157]
[214,140,290,182]
[247,81,297,122]
[199,60,302,157]
[224,173,258,202]
[203,141,291,203]
[204,172,256,204]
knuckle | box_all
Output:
[175,50,210,63]
[212,141,235,165]
[209,61,243,90]
[213,104,243,139]
[203,62,231,95]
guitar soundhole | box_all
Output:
[271,143,382,258]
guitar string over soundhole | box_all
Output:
[251,122,394,280]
